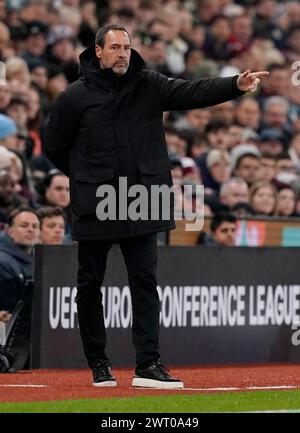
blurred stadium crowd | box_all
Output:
[1,0,300,318]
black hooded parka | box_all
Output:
[44,46,243,240]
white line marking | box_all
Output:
[1,384,299,391]
[0,384,47,388]
[183,387,241,391]
[136,385,299,391]
[247,385,298,390]
[182,385,299,391]
[242,410,300,413]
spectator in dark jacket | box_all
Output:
[37,206,72,245]
[0,206,40,315]
[197,212,237,246]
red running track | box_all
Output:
[0,364,300,402]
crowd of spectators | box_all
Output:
[1,0,300,316]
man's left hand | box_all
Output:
[237,69,269,93]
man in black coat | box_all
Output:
[0,207,40,319]
[44,23,268,388]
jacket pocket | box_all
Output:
[72,169,115,218]
[138,159,173,213]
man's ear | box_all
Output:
[95,45,102,59]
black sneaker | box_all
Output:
[92,360,117,387]
[132,361,183,389]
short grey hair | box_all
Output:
[220,177,249,196]
[263,96,289,113]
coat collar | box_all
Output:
[78,45,146,91]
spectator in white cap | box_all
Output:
[47,24,78,83]
[205,148,231,193]
[47,24,77,64]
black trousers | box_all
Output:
[76,233,160,369]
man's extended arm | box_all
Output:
[152,70,268,112]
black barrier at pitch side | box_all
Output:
[31,245,300,368]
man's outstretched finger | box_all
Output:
[252,71,270,77]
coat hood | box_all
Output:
[78,45,146,89]
[0,233,33,268]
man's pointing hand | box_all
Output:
[236,69,269,93]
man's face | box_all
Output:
[257,157,276,181]
[96,30,131,76]
[207,129,230,149]
[0,0,6,21]
[221,182,249,208]
[276,158,295,174]
[234,156,260,185]
[26,34,47,57]
[165,132,186,156]
[7,103,28,127]
[232,16,252,41]
[213,221,237,247]
[211,102,234,124]
[40,216,65,245]
[211,17,231,42]
[51,39,75,62]
[186,109,211,132]
[45,175,70,208]
[259,139,284,156]
[257,0,276,18]
[0,84,11,110]
[0,173,15,204]
[30,66,48,90]
[264,103,288,128]
[227,125,244,148]
[3,133,18,151]
[268,69,289,95]
[8,212,40,247]
[235,99,260,130]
